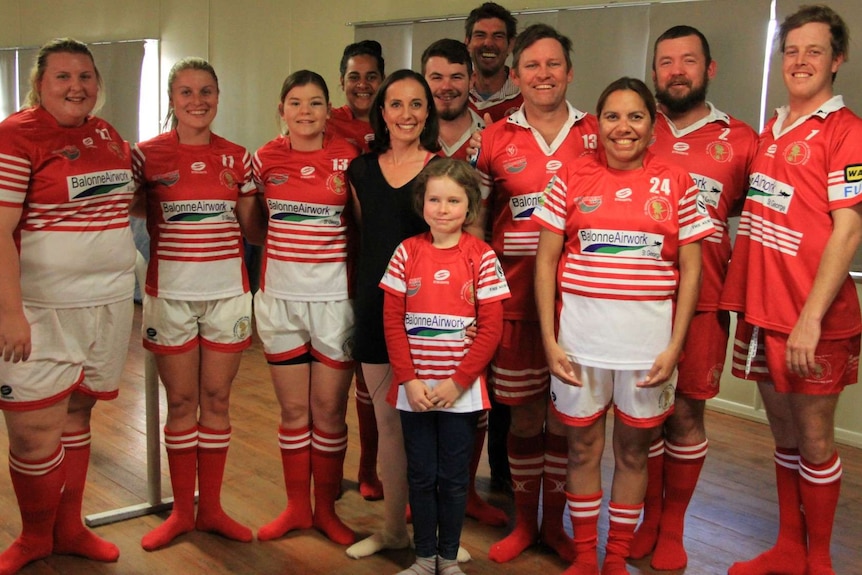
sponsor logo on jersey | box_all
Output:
[405,312,468,338]
[695,194,709,216]
[503,157,527,173]
[509,192,543,220]
[191,162,206,173]
[645,196,672,222]
[266,174,289,186]
[576,195,602,213]
[707,141,733,163]
[765,143,778,158]
[748,172,794,214]
[153,170,180,187]
[506,144,518,156]
[161,199,235,223]
[67,169,133,201]
[267,199,343,226]
[83,137,96,148]
[784,141,810,165]
[690,173,723,209]
[546,160,562,172]
[53,145,80,160]
[407,277,421,296]
[845,164,862,183]
[220,169,238,190]
[434,269,451,283]
[615,188,633,201]
[461,280,476,305]
[672,142,690,154]
[327,172,347,195]
[300,166,316,178]
[578,228,664,259]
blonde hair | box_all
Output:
[25,38,104,112]
[164,57,219,130]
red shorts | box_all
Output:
[676,311,730,400]
[490,320,549,405]
[731,321,860,395]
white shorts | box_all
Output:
[143,293,252,354]
[0,299,133,411]
[549,363,676,429]
[254,290,354,368]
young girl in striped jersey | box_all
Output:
[380,159,509,575]
[252,70,359,545]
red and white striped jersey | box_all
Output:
[476,102,598,320]
[469,73,523,123]
[650,104,758,311]
[327,106,374,153]
[722,96,862,338]
[253,133,359,301]
[133,131,255,300]
[0,106,135,307]
[380,232,510,412]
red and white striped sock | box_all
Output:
[799,452,842,575]
[561,491,601,575]
[602,501,642,575]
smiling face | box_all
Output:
[280,82,330,147]
[423,175,469,242]
[466,17,512,78]
[424,56,470,122]
[170,68,219,135]
[36,51,99,127]
[380,78,429,146]
[513,37,573,113]
[782,22,843,109]
[341,54,383,121]
[599,89,654,171]
[653,35,715,116]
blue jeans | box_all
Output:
[400,409,480,560]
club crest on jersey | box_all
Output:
[576,195,602,213]
[266,174,289,186]
[504,157,527,173]
[510,192,543,220]
[784,142,810,165]
[67,170,133,201]
[748,172,794,214]
[405,313,468,338]
[53,145,80,160]
[844,164,862,183]
[220,169,238,190]
[154,170,180,187]
[644,196,672,222]
[578,228,664,260]
[707,141,733,163]
[407,277,421,297]
[461,280,476,305]
[327,172,347,195]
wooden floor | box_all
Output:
[1,303,860,575]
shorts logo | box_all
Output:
[658,382,676,410]
[707,141,733,163]
[708,363,723,388]
[0,384,12,398]
[461,280,476,305]
[266,174,289,185]
[845,164,862,183]
[220,169,238,190]
[784,141,810,165]
[154,170,180,187]
[407,278,421,296]
[808,356,832,381]
[576,195,602,213]
[342,336,355,359]
[145,327,158,341]
[504,158,527,173]
[234,316,251,340]
[327,172,347,195]
[53,145,81,160]
[645,196,672,222]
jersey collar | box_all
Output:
[507,102,587,155]
[659,102,730,138]
[773,95,845,136]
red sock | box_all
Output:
[141,427,198,551]
[541,431,574,562]
[195,426,252,542]
[258,426,312,541]
[728,448,807,575]
[488,433,542,563]
[52,429,119,562]
[602,501,642,575]
[355,368,382,501]
[311,427,354,545]
[465,412,507,527]
[650,439,706,570]
[563,491,601,575]
[0,448,64,575]
[799,452,842,575]
[629,437,664,559]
